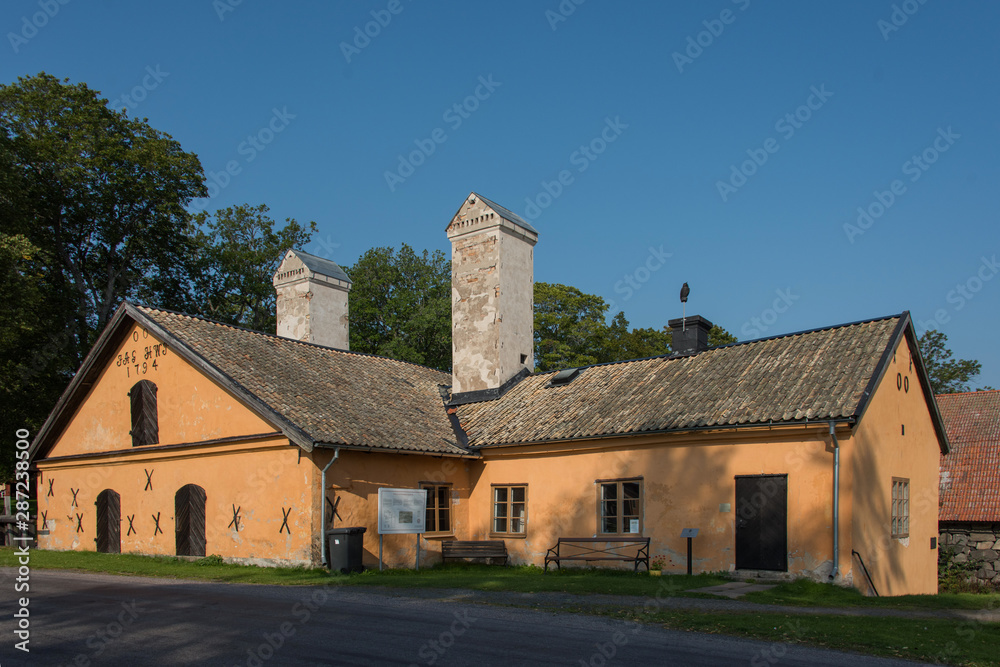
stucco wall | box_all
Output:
[448,198,536,395]
[274,252,350,350]
[850,335,941,596]
[50,323,275,458]
[36,438,315,566]
[497,228,535,379]
[466,428,847,582]
[315,449,474,569]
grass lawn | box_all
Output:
[341,562,730,596]
[0,547,727,594]
[745,577,1000,612]
[604,608,1000,667]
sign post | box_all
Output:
[680,528,699,576]
[377,488,427,571]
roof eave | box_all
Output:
[469,417,858,450]
[313,441,479,458]
[850,312,950,455]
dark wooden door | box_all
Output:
[175,484,207,557]
[735,475,787,571]
[95,489,121,553]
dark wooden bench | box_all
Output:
[442,540,508,565]
[544,537,650,572]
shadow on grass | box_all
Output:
[337,562,730,597]
[744,577,1000,611]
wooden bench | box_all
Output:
[544,537,650,572]
[442,540,508,565]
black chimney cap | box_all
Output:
[668,315,714,355]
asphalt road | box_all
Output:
[0,569,931,666]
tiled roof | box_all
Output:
[937,390,1000,522]
[136,306,466,456]
[456,316,903,447]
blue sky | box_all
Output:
[3,0,997,388]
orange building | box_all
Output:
[29,193,949,595]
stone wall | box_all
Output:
[939,521,1000,587]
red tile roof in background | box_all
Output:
[937,390,1000,522]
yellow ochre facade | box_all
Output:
[31,192,948,596]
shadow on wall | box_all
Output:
[488,440,733,572]
[851,439,905,596]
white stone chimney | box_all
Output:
[447,192,537,398]
[273,249,352,350]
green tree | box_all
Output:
[918,329,988,394]
[604,312,671,361]
[534,282,611,371]
[0,72,206,482]
[345,244,452,370]
[0,72,206,361]
[189,204,316,332]
[534,282,738,371]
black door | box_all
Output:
[175,484,207,557]
[95,489,121,553]
[735,475,787,571]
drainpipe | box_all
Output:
[320,447,340,567]
[829,422,840,581]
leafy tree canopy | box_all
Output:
[918,329,991,394]
[345,244,452,371]
[533,282,737,372]
[189,204,316,332]
[0,72,206,481]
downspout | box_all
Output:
[829,422,840,581]
[320,447,340,567]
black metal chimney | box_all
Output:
[668,315,713,355]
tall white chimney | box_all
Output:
[273,249,352,349]
[447,192,537,399]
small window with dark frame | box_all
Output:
[129,380,159,447]
[492,485,527,536]
[599,479,642,535]
[891,478,909,538]
[422,484,451,534]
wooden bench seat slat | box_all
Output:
[442,540,508,565]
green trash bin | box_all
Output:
[326,527,366,573]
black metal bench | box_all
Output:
[544,537,650,572]
[442,540,508,565]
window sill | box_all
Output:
[421,533,455,540]
[489,532,527,540]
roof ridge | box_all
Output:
[936,389,1000,398]
[535,312,906,375]
[132,302,451,377]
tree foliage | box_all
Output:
[189,204,316,332]
[918,329,988,394]
[345,244,452,370]
[533,282,737,372]
[534,282,611,370]
[0,72,206,481]
[0,73,207,356]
